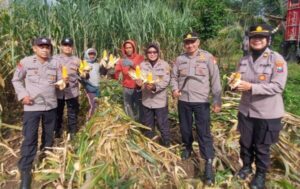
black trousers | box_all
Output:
[19,109,56,171]
[178,100,214,160]
[141,105,170,142]
[56,97,79,134]
[238,112,282,172]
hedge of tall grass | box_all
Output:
[0,0,196,122]
[3,0,195,61]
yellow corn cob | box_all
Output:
[79,60,91,74]
[79,61,85,74]
[147,72,153,83]
[136,65,141,78]
[102,50,108,60]
[62,66,68,78]
[109,54,114,64]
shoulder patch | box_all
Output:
[17,62,23,70]
[275,61,284,73]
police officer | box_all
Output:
[53,38,80,139]
[235,24,287,189]
[12,37,66,189]
[170,32,222,186]
[136,43,171,147]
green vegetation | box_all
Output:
[284,63,300,116]
[0,0,300,188]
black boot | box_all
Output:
[181,149,191,160]
[161,139,170,147]
[237,165,252,180]
[20,170,32,189]
[250,170,266,189]
[54,131,61,138]
[204,159,215,186]
[70,133,76,141]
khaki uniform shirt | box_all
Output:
[170,49,222,105]
[12,55,62,111]
[53,54,80,99]
[237,48,287,119]
[140,59,170,109]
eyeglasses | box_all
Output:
[147,51,158,54]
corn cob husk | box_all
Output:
[62,66,68,79]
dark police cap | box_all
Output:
[61,37,74,46]
[183,32,199,42]
[248,24,271,37]
[33,37,52,46]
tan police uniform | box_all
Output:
[12,55,62,111]
[140,59,170,108]
[53,53,80,136]
[12,53,62,172]
[170,48,222,160]
[237,48,287,119]
[53,54,80,99]
[170,49,222,105]
[140,58,171,145]
[236,24,288,189]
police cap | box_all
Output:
[61,37,74,46]
[183,32,199,42]
[33,37,52,46]
[248,24,271,37]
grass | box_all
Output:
[284,63,300,116]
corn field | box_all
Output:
[1,0,300,188]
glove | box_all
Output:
[123,59,133,67]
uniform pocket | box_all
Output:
[155,71,165,81]
[195,64,207,76]
[27,70,39,83]
[46,70,57,84]
[178,64,188,76]
[263,118,282,144]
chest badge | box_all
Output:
[258,74,266,81]
[199,54,206,61]
[263,52,269,58]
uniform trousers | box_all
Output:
[238,112,282,172]
[19,109,56,171]
[178,100,214,160]
[141,105,170,142]
[56,97,79,134]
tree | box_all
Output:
[191,0,227,40]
